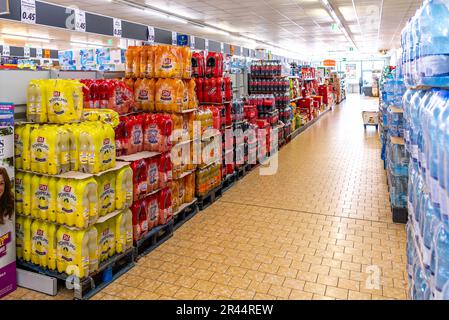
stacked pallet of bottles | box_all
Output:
[15,79,134,280]
[192,51,230,196]
[119,44,197,242]
[402,1,449,300]
[249,60,287,156]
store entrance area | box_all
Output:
[7,94,407,301]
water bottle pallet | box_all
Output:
[17,247,135,300]
[134,220,174,260]
[221,172,238,193]
[197,185,223,211]
[173,199,199,231]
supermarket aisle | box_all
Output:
[10,94,407,300]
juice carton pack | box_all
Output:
[154,45,181,78]
[27,80,48,123]
[134,78,155,112]
[131,199,148,241]
[30,219,57,270]
[125,46,136,78]
[115,166,133,210]
[180,47,192,79]
[140,46,155,79]
[125,115,144,155]
[147,156,160,193]
[146,194,159,231]
[132,47,142,79]
[95,219,116,263]
[170,113,183,144]
[158,188,173,225]
[16,216,32,261]
[56,226,98,278]
[56,178,98,228]
[115,209,133,253]
[97,172,116,217]
[131,159,148,201]
[31,175,57,222]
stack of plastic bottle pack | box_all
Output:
[401,0,449,300]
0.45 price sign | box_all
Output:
[21,0,36,24]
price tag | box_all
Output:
[205,39,209,51]
[36,48,43,59]
[171,31,177,45]
[148,26,155,43]
[75,9,86,32]
[24,46,31,58]
[113,18,122,38]
[220,42,224,53]
[21,0,36,24]
[190,36,195,50]
[44,49,51,59]
[2,45,10,57]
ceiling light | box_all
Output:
[168,16,188,24]
[144,8,168,19]
[203,26,230,36]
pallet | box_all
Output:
[17,248,135,300]
[134,220,174,260]
[197,184,223,210]
[392,207,408,224]
[221,172,237,193]
[236,163,253,180]
[173,199,199,231]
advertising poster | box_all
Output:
[0,103,16,299]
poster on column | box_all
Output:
[0,103,15,299]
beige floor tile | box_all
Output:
[325,286,349,300]
[304,282,326,296]
[289,290,314,300]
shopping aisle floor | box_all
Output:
[9,94,408,300]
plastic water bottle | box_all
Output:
[443,109,449,226]
[413,262,431,300]
[418,90,437,178]
[437,95,449,218]
[423,198,441,271]
[410,91,427,162]
[407,223,416,279]
[434,223,449,298]
[417,0,449,88]
[403,89,417,151]
[442,280,449,299]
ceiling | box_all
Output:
[1,0,422,58]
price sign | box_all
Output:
[75,9,86,32]
[190,36,195,50]
[24,46,31,58]
[113,18,122,38]
[205,39,209,51]
[220,42,224,53]
[2,45,10,57]
[21,0,36,24]
[44,49,51,59]
[148,26,155,44]
[171,31,177,45]
[36,48,43,58]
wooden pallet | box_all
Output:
[134,220,174,260]
[173,199,199,231]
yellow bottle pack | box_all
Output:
[46,79,83,124]
[115,166,133,210]
[96,219,116,263]
[15,125,24,169]
[27,80,48,123]
[15,172,25,215]
[87,227,99,273]
[56,226,93,278]
[30,220,57,269]
[21,124,37,171]
[115,209,133,254]
[20,172,32,216]
[30,126,50,174]
[100,123,116,172]
[98,172,116,217]
[16,216,32,261]
[31,175,57,222]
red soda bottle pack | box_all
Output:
[131,159,148,201]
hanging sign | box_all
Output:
[44,49,50,59]
[113,18,122,38]
[230,45,235,56]
[75,9,86,32]
[323,59,336,67]
[177,34,188,46]
[190,36,195,50]
[24,46,30,58]
[21,0,36,24]
[36,47,42,58]
[147,26,155,43]
[171,31,177,45]
[2,45,10,57]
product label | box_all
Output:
[149,165,158,184]
[162,58,173,70]
[32,140,49,163]
[35,185,50,210]
[100,140,114,165]
[132,127,143,146]
[160,89,173,102]
[100,228,114,258]
[420,54,449,78]
[32,233,48,256]
[58,187,77,214]
[138,90,149,101]
[146,126,159,144]
[149,201,158,221]
[101,183,115,210]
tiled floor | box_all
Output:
[5,94,408,301]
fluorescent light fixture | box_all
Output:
[144,8,168,19]
[168,16,188,24]
[203,26,230,36]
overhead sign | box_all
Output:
[0,0,10,15]
[24,46,30,58]
[44,49,50,59]
[323,59,336,67]
[2,45,10,57]
[36,47,42,58]
[205,39,209,51]
[147,26,155,44]
[171,31,177,45]
[190,36,195,50]
[177,34,188,46]
[21,0,36,24]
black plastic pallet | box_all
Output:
[197,185,223,211]
[173,200,199,231]
[221,172,237,193]
[392,207,408,224]
[17,248,135,300]
[236,163,254,180]
[135,220,174,260]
